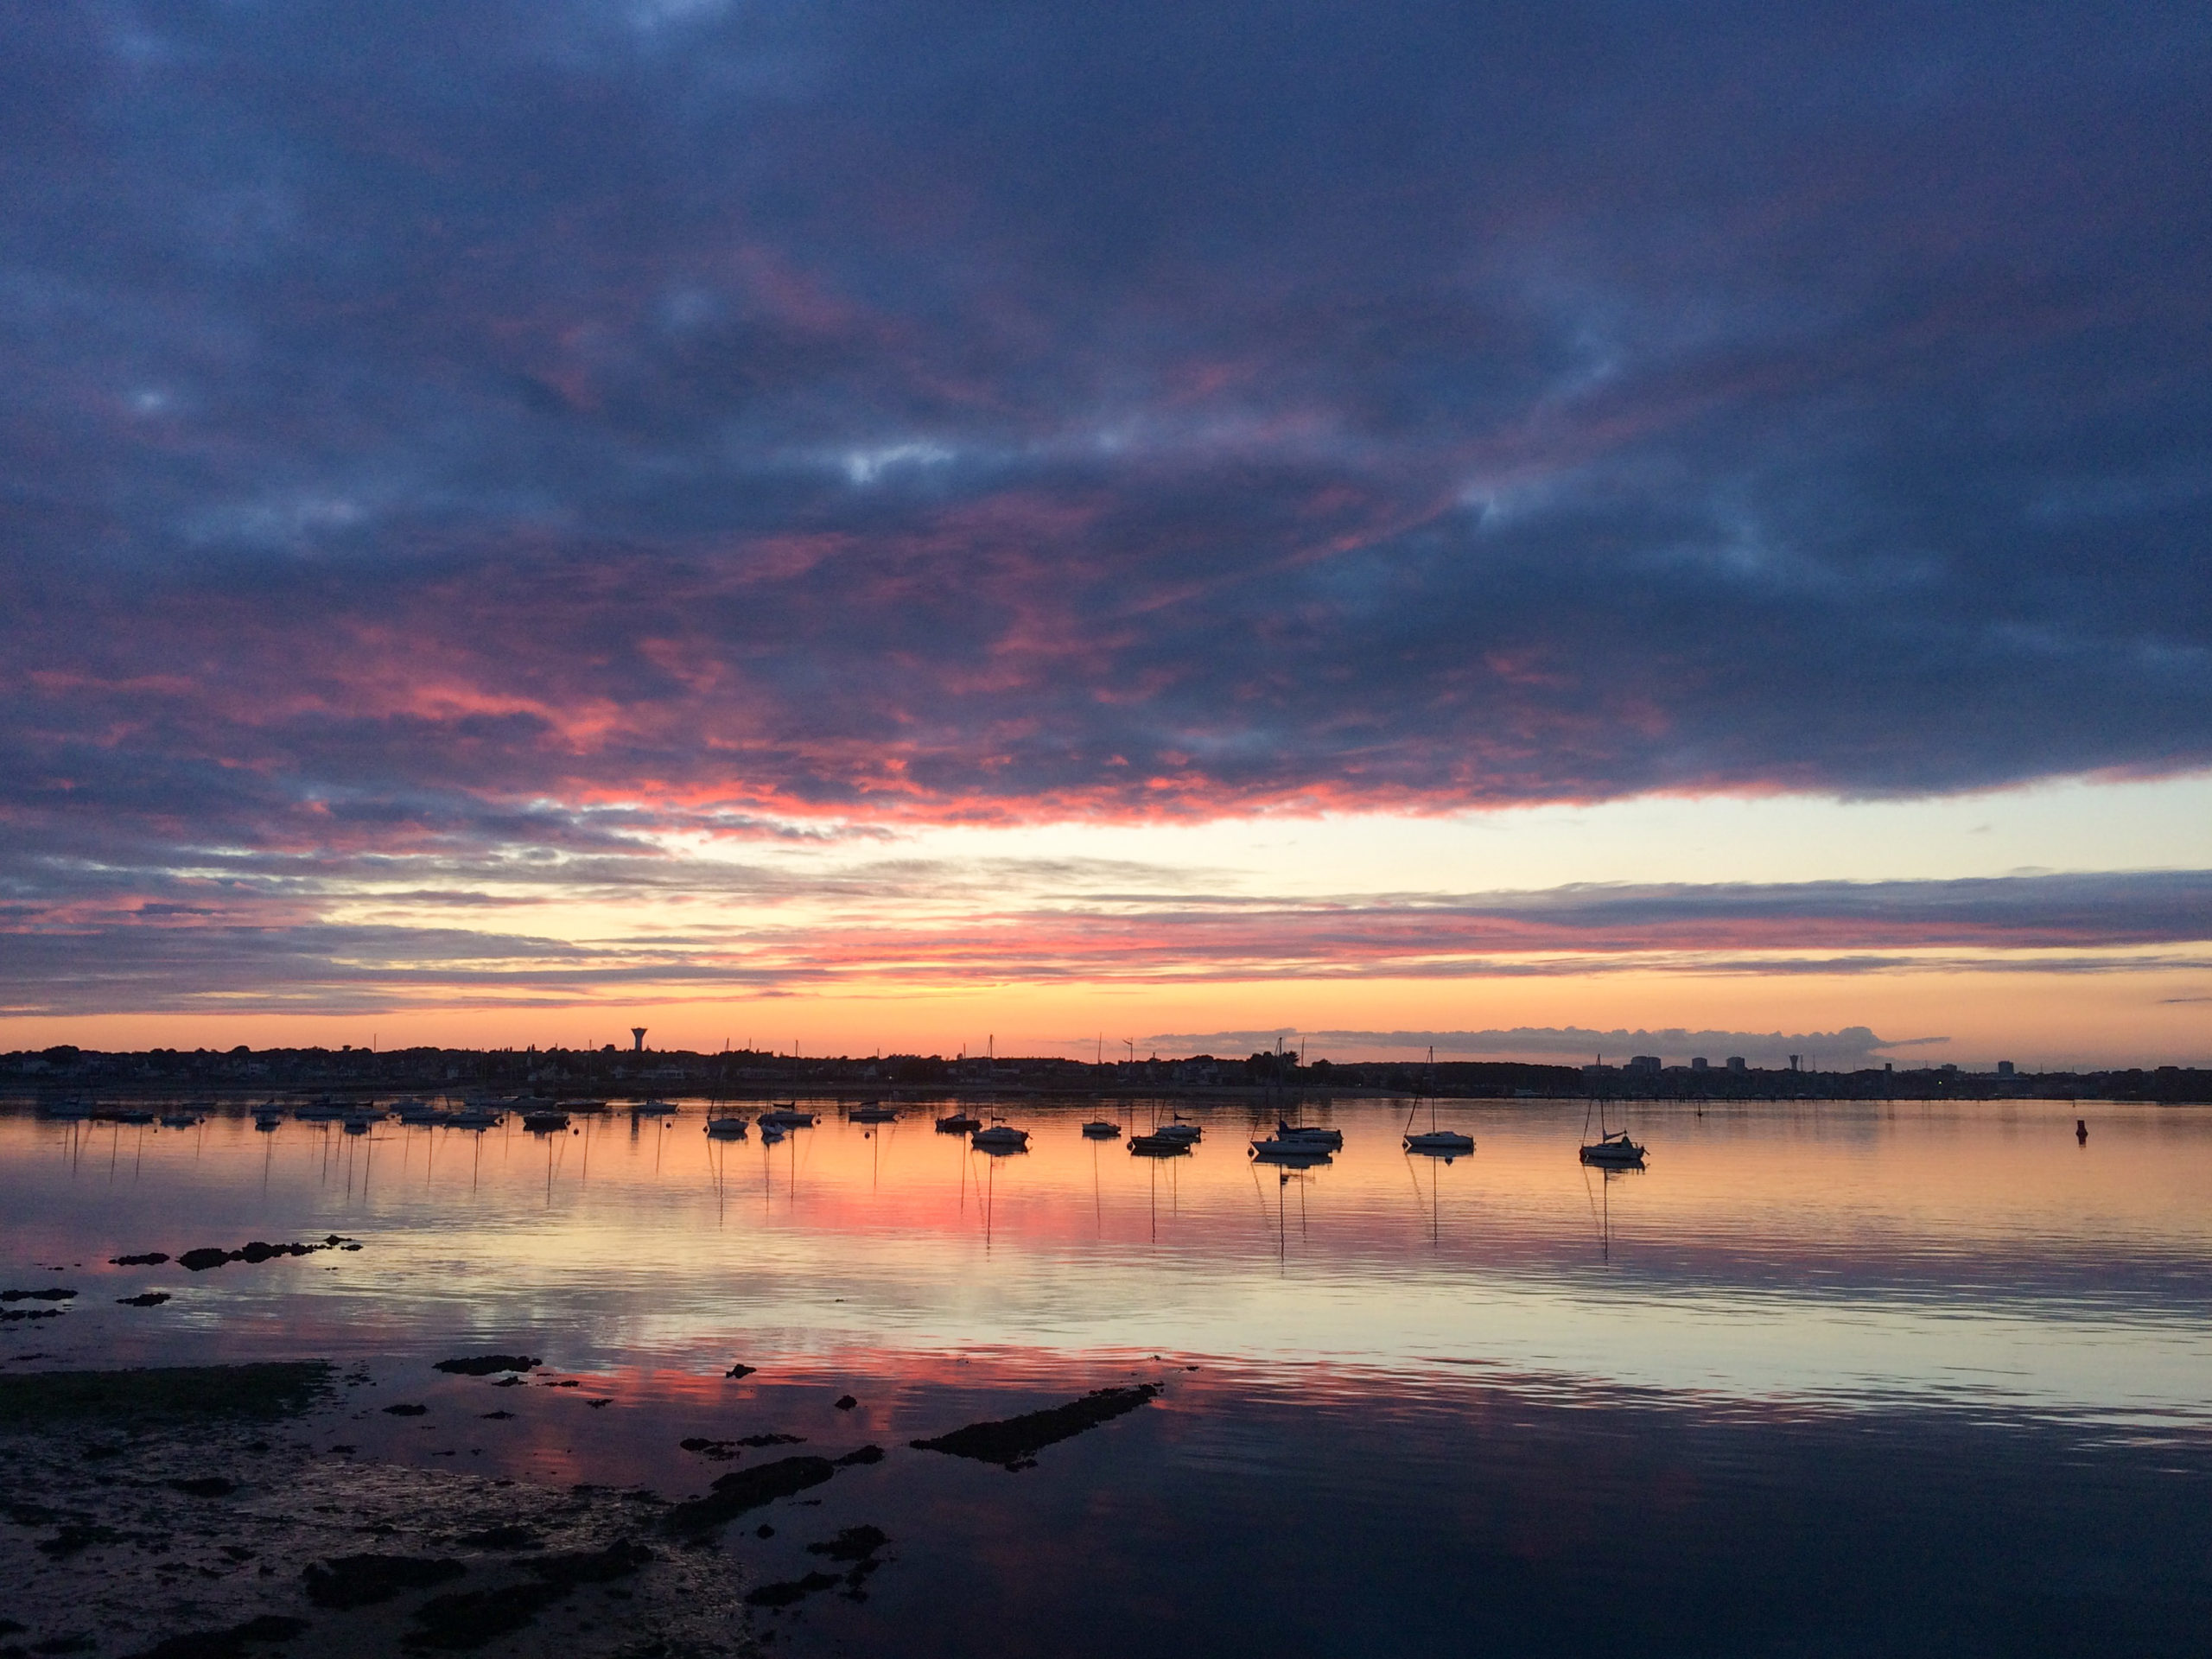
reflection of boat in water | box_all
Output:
[1082,1119,1122,1138]
[521,1109,571,1134]
[759,1103,820,1129]
[971,1122,1031,1153]
[37,1100,94,1121]
[849,1100,899,1123]
[1128,1132,1191,1157]
[253,1110,282,1132]
[705,1114,750,1140]
[936,1110,982,1133]
[159,1112,201,1128]
[1579,1128,1646,1167]
[1250,1137,1333,1167]
[760,1123,785,1144]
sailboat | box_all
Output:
[849,1099,899,1123]
[1402,1095,1474,1157]
[1578,1096,1646,1167]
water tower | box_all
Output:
[632,1027,647,1052]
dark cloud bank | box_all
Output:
[3,2,2209,1011]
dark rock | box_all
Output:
[754,1525,774,1539]
[833,1445,884,1467]
[805,1525,888,1562]
[586,1398,612,1408]
[910,1384,1160,1470]
[176,1250,232,1273]
[479,1411,514,1421]
[384,1403,429,1416]
[38,1524,124,1557]
[724,1363,755,1379]
[432,1355,539,1377]
[0,1624,22,1637]
[0,1310,64,1323]
[490,1376,524,1389]
[542,1380,580,1389]
[455,1525,540,1550]
[664,1456,837,1534]
[0,1289,76,1303]
[404,1583,559,1649]
[743,1572,840,1609]
[833,1395,857,1410]
[524,1540,652,1584]
[118,1293,172,1307]
[735,1433,804,1447]
[302,1554,467,1610]
[109,1253,169,1267]
[168,1477,236,1497]
[679,1437,739,1459]
[124,1616,308,1659]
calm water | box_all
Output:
[5,1096,2209,1655]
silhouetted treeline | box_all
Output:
[3,1044,2207,1103]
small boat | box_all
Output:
[557,1098,611,1114]
[159,1112,201,1128]
[1250,1137,1332,1166]
[253,1111,282,1132]
[116,1109,156,1125]
[1402,1096,1472,1158]
[1081,1119,1123,1139]
[1128,1133,1191,1157]
[393,1099,444,1123]
[849,1100,899,1123]
[446,1107,502,1128]
[1579,1128,1647,1168]
[705,1114,750,1140]
[1275,1120,1343,1150]
[1404,1129,1474,1156]
[936,1111,982,1134]
[342,1117,372,1135]
[1152,1116,1203,1145]
[759,1104,820,1129]
[971,1122,1031,1153]
[631,1099,680,1116]
[521,1109,571,1134]
[35,1100,93,1121]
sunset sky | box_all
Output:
[3,1,2207,1065]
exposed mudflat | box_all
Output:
[0,1365,755,1659]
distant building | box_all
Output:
[1997,1060,2016,1077]
[1726,1056,1746,1071]
[1690,1057,1709,1071]
[1626,1055,1662,1073]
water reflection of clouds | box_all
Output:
[3,1099,2209,1428]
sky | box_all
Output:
[2,0,2208,1066]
